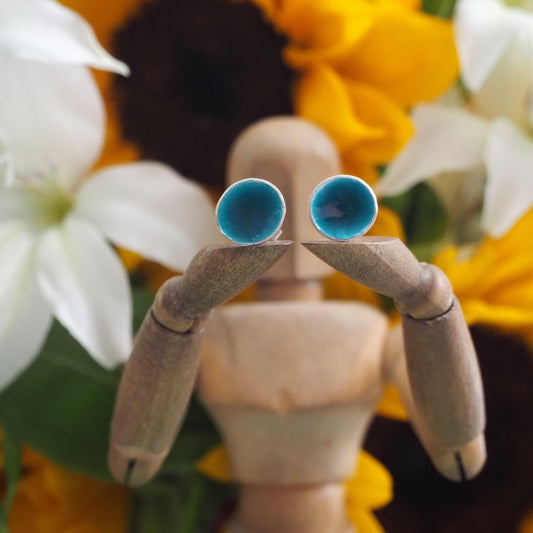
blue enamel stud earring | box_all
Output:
[216,178,286,244]
[309,175,378,240]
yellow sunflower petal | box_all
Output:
[376,384,408,420]
[369,205,405,241]
[339,5,458,107]
[323,272,382,307]
[341,154,379,186]
[462,301,533,329]
[9,457,128,533]
[379,0,421,9]
[117,248,144,272]
[473,252,533,297]
[433,244,495,297]
[346,508,386,533]
[296,66,412,167]
[434,208,533,335]
[1,434,127,533]
[345,451,393,510]
[277,0,377,68]
[196,445,233,483]
[295,65,382,152]
[343,82,414,165]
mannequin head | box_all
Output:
[226,116,341,280]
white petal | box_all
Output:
[428,168,485,229]
[454,0,515,91]
[377,105,489,196]
[0,62,104,188]
[471,38,533,124]
[0,0,128,75]
[37,216,132,368]
[0,225,52,390]
[0,130,14,186]
[74,162,221,272]
[0,186,35,225]
[483,119,533,237]
[502,6,533,122]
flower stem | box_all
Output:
[178,473,205,533]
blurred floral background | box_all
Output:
[2,0,533,531]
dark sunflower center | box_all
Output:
[179,47,237,120]
[112,0,295,190]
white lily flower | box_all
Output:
[454,0,533,121]
[377,103,533,239]
[0,0,129,187]
[0,1,220,389]
[0,90,220,387]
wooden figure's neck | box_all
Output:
[256,278,323,302]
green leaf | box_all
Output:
[381,182,448,261]
[422,0,457,18]
[162,423,219,477]
[0,434,21,530]
[130,478,183,533]
[0,287,219,482]
[0,318,122,480]
[132,288,157,330]
[130,472,235,533]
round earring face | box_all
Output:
[309,175,378,240]
[216,178,286,244]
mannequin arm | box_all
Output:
[383,323,485,481]
[109,241,291,486]
[303,237,486,481]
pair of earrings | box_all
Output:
[216,175,378,244]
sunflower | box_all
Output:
[1,435,128,533]
[63,0,457,184]
[434,207,533,347]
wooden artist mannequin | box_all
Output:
[108,117,486,533]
